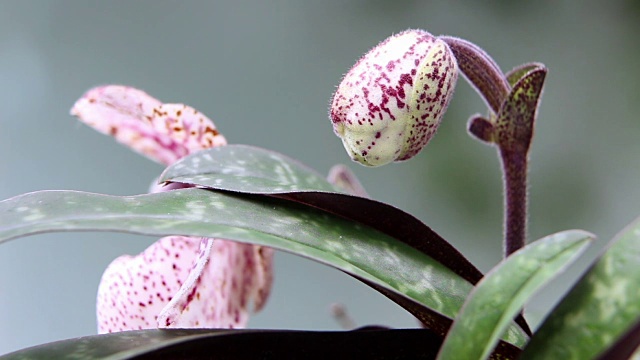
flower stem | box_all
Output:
[445,35,546,258]
[500,149,528,257]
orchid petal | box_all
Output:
[157,238,215,328]
[327,165,369,198]
[158,240,274,328]
[96,236,203,333]
[96,235,274,332]
[70,85,227,165]
[74,85,274,333]
[250,245,274,312]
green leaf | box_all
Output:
[160,145,487,284]
[0,328,449,360]
[0,189,526,348]
[437,230,593,360]
[0,189,529,349]
[159,144,341,194]
[1,189,465,322]
[158,144,531,336]
[521,216,640,359]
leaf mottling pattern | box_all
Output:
[0,187,529,348]
[521,216,640,359]
[437,230,593,360]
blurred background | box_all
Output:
[1,0,639,354]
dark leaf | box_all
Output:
[467,114,495,144]
[505,63,545,87]
[494,67,547,154]
[0,328,525,360]
[595,318,640,360]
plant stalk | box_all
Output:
[445,35,545,258]
[500,149,528,257]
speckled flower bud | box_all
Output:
[330,29,458,166]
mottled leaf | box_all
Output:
[505,63,544,87]
[0,189,529,348]
[494,67,547,153]
[159,145,488,285]
[159,144,531,336]
[521,216,640,359]
[437,230,593,360]
[159,144,340,194]
[0,189,528,347]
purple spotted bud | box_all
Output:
[330,29,458,166]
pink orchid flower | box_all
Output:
[71,86,274,333]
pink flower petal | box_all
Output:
[249,245,274,312]
[158,240,274,328]
[96,237,274,332]
[76,85,274,333]
[96,236,202,333]
[71,85,227,165]
[157,238,215,327]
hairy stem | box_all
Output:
[500,149,528,257]
[440,36,510,113]
[447,36,545,258]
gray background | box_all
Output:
[1,0,639,354]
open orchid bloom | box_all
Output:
[71,86,274,333]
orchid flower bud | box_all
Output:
[330,29,458,166]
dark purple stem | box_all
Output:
[446,34,545,258]
[500,149,528,257]
[440,36,510,114]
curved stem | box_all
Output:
[500,149,528,257]
[446,36,545,258]
[440,36,510,114]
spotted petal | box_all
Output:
[72,85,273,333]
[97,236,274,332]
[159,240,274,327]
[70,85,227,165]
[96,235,205,332]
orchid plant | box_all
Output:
[1,29,639,359]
